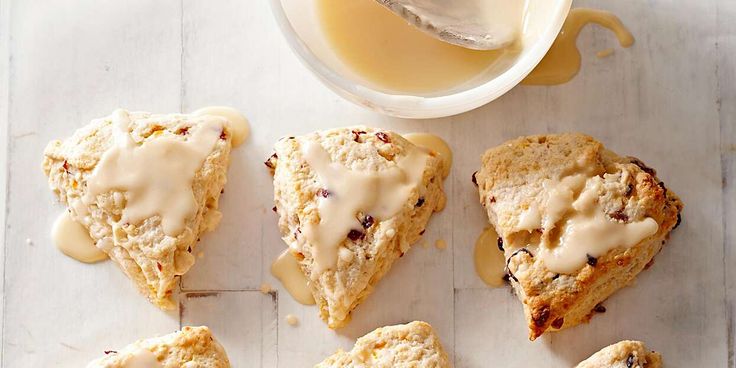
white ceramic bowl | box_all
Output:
[270,0,572,119]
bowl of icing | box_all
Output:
[271,0,572,119]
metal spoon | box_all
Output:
[375,0,523,50]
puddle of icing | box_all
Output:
[83,109,223,237]
[523,8,634,85]
[317,0,522,94]
[300,140,428,273]
[403,133,453,178]
[191,106,250,147]
[52,212,107,263]
[473,226,506,288]
[285,314,299,326]
[271,250,316,305]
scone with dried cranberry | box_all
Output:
[86,326,230,368]
[316,321,450,368]
[474,133,682,340]
[576,341,662,368]
[268,127,447,328]
[43,109,233,309]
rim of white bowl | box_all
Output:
[270,0,572,119]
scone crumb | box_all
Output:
[435,239,447,250]
[260,283,272,294]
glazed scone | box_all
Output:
[268,127,446,328]
[576,340,663,368]
[316,321,450,368]
[43,109,232,309]
[474,133,683,340]
[86,326,231,368]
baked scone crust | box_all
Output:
[86,326,231,368]
[269,127,446,328]
[576,340,663,368]
[316,321,450,368]
[475,133,683,339]
[43,110,231,309]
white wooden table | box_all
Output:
[1,1,734,367]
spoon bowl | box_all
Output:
[375,0,524,50]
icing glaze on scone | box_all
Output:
[269,127,447,328]
[300,139,428,273]
[475,133,682,339]
[43,109,234,308]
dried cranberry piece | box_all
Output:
[609,210,629,222]
[264,153,277,169]
[156,262,162,271]
[375,132,391,143]
[317,188,330,198]
[497,237,504,251]
[674,212,682,229]
[625,184,634,196]
[361,215,374,229]
[626,354,635,368]
[551,317,564,329]
[347,229,365,241]
[586,254,598,266]
[471,171,478,186]
[532,306,550,327]
[594,303,607,313]
[104,350,117,355]
[415,197,425,207]
[352,130,366,142]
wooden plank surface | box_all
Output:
[1,0,734,367]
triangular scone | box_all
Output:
[269,127,446,328]
[576,341,663,368]
[316,321,450,368]
[474,133,682,340]
[86,326,231,368]
[43,109,232,309]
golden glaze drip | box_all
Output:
[271,250,316,305]
[523,8,634,85]
[52,212,107,263]
[403,133,453,178]
[474,226,506,287]
[191,106,250,147]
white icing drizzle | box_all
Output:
[191,106,250,147]
[301,140,428,273]
[83,109,223,237]
[52,212,107,263]
[534,175,659,274]
[121,348,161,368]
[271,249,315,305]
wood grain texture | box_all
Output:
[0,0,733,367]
